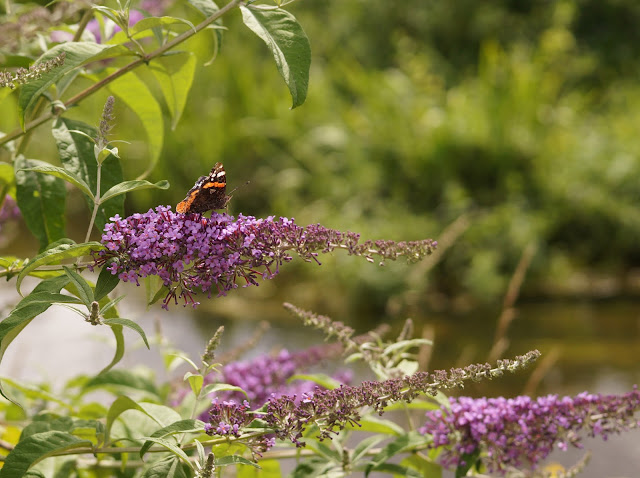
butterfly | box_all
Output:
[176,162,231,214]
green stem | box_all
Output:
[73,8,95,42]
[0,0,243,148]
[85,162,102,243]
[0,262,97,279]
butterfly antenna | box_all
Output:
[228,180,250,197]
[225,181,250,214]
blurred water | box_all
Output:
[1,283,638,477]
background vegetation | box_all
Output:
[3,0,640,321]
[158,0,640,318]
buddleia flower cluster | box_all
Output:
[95,206,437,309]
[0,52,65,89]
[205,351,541,447]
[419,386,640,474]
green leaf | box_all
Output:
[140,419,204,458]
[200,383,247,398]
[137,437,192,467]
[105,397,181,444]
[52,118,125,231]
[22,415,104,443]
[98,69,164,172]
[99,322,125,375]
[348,416,404,436]
[240,6,310,108]
[17,42,113,128]
[19,165,93,198]
[141,456,189,478]
[183,372,203,396]
[0,276,71,403]
[0,431,91,478]
[365,432,431,474]
[0,162,15,196]
[352,435,385,464]
[103,318,149,349]
[99,295,125,315]
[62,266,94,306]
[216,455,260,468]
[146,277,168,307]
[99,179,170,204]
[16,239,104,295]
[400,455,443,478]
[187,0,220,17]
[84,370,160,400]
[288,373,340,390]
[149,53,197,130]
[455,449,481,478]
[129,16,196,36]
[15,157,66,251]
[94,266,120,301]
[362,463,424,478]
[237,459,280,478]
[0,378,72,411]
[187,0,224,65]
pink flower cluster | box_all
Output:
[419,387,640,473]
[95,206,436,309]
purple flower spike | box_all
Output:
[95,206,436,309]
[419,386,640,474]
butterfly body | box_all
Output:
[176,162,230,214]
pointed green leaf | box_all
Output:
[216,455,260,468]
[15,157,66,251]
[400,455,443,478]
[149,53,197,130]
[52,118,125,231]
[17,43,112,128]
[99,322,125,375]
[16,240,104,295]
[0,163,15,195]
[352,435,385,463]
[94,266,120,301]
[362,463,424,477]
[187,0,220,17]
[146,277,168,307]
[137,437,192,467]
[99,69,164,171]
[0,431,91,478]
[187,0,224,65]
[103,318,149,349]
[0,276,70,403]
[99,295,125,315]
[240,6,310,108]
[141,456,189,478]
[183,372,203,396]
[62,266,94,306]
[366,432,431,473]
[129,16,196,37]
[455,449,482,478]
[19,165,93,198]
[100,179,170,203]
[0,377,71,412]
[105,397,181,444]
[348,416,404,436]
[140,419,204,457]
[201,383,246,398]
[84,370,160,399]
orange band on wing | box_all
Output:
[202,181,225,189]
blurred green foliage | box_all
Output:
[6,0,640,320]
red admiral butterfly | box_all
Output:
[176,162,231,214]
